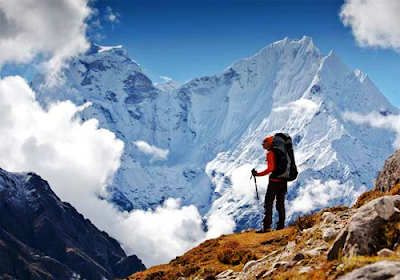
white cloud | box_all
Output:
[205,212,236,239]
[113,198,233,266]
[0,75,124,205]
[340,0,400,52]
[0,0,92,85]
[343,111,400,149]
[105,6,121,24]
[160,75,173,82]
[230,164,268,200]
[134,140,169,161]
[0,76,235,267]
[273,98,319,114]
[290,179,365,214]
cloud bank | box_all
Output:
[290,179,365,214]
[0,0,91,85]
[134,140,170,161]
[0,76,235,267]
[340,0,400,52]
[0,0,236,268]
[0,75,124,209]
[343,111,400,149]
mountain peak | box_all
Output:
[155,79,182,93]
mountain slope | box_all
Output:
[0,168,145,280]
[31,37,397,232]
[128,186,400,280]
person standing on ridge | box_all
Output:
[252,136,288,233]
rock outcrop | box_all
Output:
[0,168,145,280]
[328,196,400,261]
[338,261,400,280]
[376,149,400,192]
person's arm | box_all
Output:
[256,152,275,176]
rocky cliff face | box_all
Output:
[0,168,145,280]
[375,149,400,192]
[31,37,398,231]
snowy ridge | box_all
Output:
[32,37,397,231]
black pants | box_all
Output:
[263,180,287,229]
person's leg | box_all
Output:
[263,181,279,230]
[276,182,287,230]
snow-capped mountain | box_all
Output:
[31,37,397,231]
[155,79,182,93]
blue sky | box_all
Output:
[88,0,400,107]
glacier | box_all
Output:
[31,37,397,231]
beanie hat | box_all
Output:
[263,136,274,146]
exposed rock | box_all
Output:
[262,268,276,278]
[377,248,396,258]
[338,261,400,280]
[322,212,336,224]
[272,261,289,269]
[323,228,338,241]
[243,260,257,273]
[216,269,235,279]
[328,196,400,260]
[299,266,313,274]
[375,150,400,192]
[304,246,328,258]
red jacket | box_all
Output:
[256,151,284,182]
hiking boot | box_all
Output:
[276,224,284,230]
[255,228,273,234]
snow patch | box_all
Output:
[97,44,123,53]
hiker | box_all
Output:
[251,134,297,233]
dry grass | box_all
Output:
[291,205,349,231]
[389,183,400,195]
[353,189,388,209]
[127,228,295,280]
[353,183,400,209]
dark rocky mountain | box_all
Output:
[0,168,145,280]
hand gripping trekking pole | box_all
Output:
[250,172,259,200]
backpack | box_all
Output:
[271,133,298,181]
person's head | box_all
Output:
[262,136,274,150]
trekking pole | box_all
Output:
[250,172,259,200]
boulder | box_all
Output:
[338,261,400,280]
[377,248,396,258]
[322,212,336,224]
[328,196,400,261]
[323,228,337,241]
